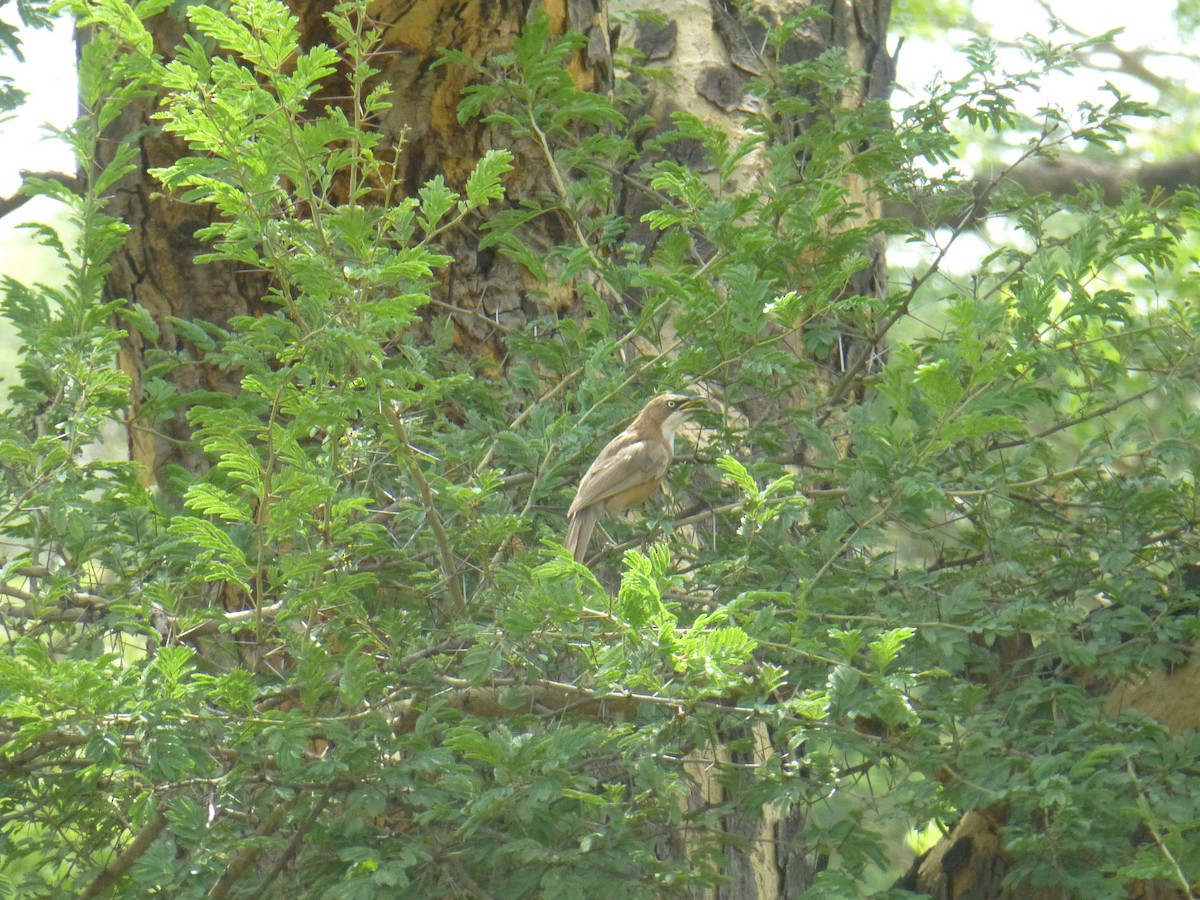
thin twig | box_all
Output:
[992,384,1159,451]
[381,400,468,619]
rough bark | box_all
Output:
[105,0,577,486]
[94,10,270,487]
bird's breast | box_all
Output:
[603,477,664,514]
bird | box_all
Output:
[565,393,705,563]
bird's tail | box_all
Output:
[565,506,600,563]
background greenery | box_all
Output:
[1,0,1200,896]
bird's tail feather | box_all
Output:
[565,506,600,563]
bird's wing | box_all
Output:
[568,439,670,515]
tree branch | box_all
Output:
[250,789,333,896]
[79,807,169,900]
[888,152,1200,231]
[0,171,84,221]
[207,798,292,899]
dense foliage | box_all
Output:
[2,0,1199,896]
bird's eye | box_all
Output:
[668,400,678,409]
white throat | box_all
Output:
[660,410,691,449]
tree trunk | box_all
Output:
[107,0,892,484]
[104,0,892,895]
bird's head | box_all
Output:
[639,393,706,443]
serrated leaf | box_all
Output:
[868,627,916,671]
[717,455,759,499]
[913,360,962,410]
[184,483,253,523]
[417,176,459,234]
[463,149,514,208]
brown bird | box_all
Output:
[565,393,705,563]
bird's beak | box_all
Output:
[679,396,709,414]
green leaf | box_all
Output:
[867,627,915,671]
[183,483,253,523]
[463,149,514,209]
[717,455,760,500]
[913,360,962,410]
[417,176,459,234]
